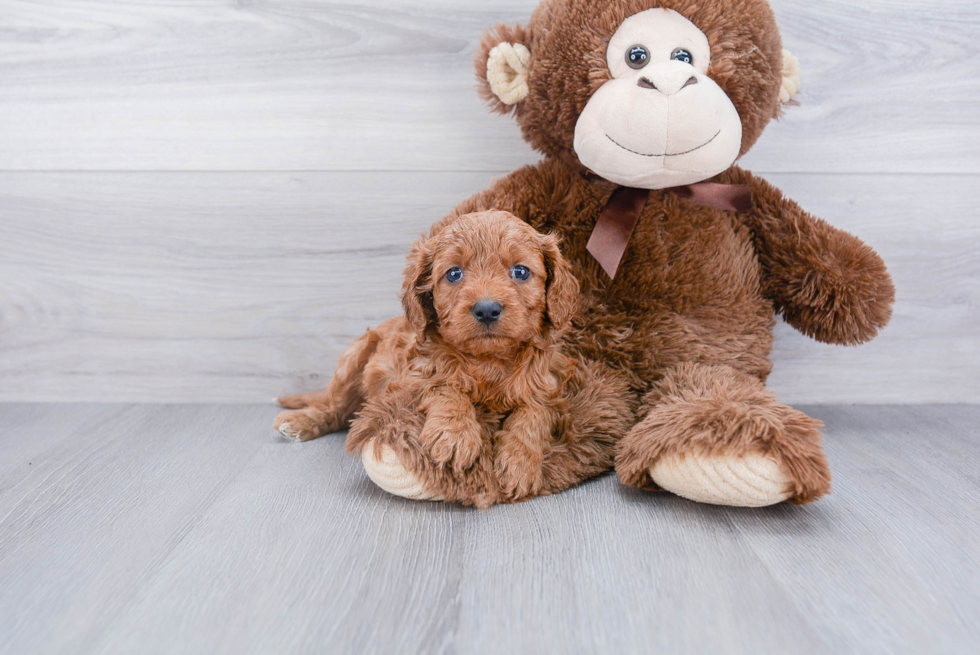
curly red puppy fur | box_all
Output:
[275,210,601,503]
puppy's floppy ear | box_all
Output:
[475,23,532,114]
[538,233,579,331]
[401,235,438,338]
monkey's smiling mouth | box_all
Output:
[605,130,721,157]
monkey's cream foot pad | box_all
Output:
[650,453,793,507]
[361,444,444,501]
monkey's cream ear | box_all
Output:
[487,43,531,105]
[779,49,801,104]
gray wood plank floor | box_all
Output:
[1,403,977,655]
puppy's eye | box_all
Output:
[445,267,463,283]
[671,48,693,65]
[626,45,649,70]
[511,265,531,282]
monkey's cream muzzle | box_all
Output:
[574,67,742,189]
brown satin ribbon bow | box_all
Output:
[586,181,753,279]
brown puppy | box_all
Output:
[275,210,580,501]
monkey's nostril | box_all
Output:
[472,300,503,325]
[637,77,657,90]
[681,76,698,89]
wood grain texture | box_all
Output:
[0,404,273,655]
[0,0,977,403]
[0,403,977,654]
[0,171,976,404]
[0,0,977,173]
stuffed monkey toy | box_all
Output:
[317,0,895,507]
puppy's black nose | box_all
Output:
[472,299,503,325]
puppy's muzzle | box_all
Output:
[472,299,503,325]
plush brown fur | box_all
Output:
[276,211,634,506]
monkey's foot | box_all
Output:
[649,452,793,507]
[361,443,444,502]
[615,364,831,506]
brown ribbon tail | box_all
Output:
[664,182,753,213]
[586,186,650,279]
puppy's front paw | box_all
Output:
[418,416,484,474]
[494,442,545,500]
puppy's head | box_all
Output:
[402,210,578,356]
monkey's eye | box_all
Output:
[445,267,463,283]
[511,265,531,282]
[626,45,649,69]
[671,48,693,65]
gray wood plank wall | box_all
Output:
[1,0,977,403]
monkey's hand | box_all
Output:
[724,167,895,345]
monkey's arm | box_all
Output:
[721,166,895,345]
